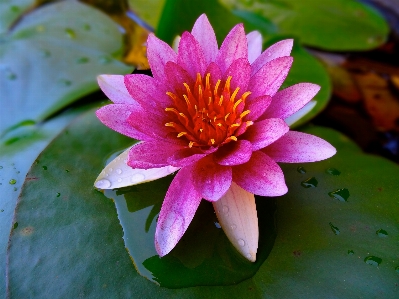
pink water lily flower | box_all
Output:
[94,14,336,262]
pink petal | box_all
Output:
[147,33,177,83]
[261,83,320,121]
[97,75,132,104]
[164,61,195,96]
[192,156,232,201]
[167,147,215,167]
[223,58,251,98]
[214,140,253,166]
[178,32,207,79]
[233,151,288,196]
[216,24,248,74]
[191,14,218,64]
[155,166,202,257]
[96,104,151,141]
[246,31,262,64]
[124,74,172,113]
[213,182,258,262]
[242,118,289,151]
[94,146,179,189]
[262,131,336,162]
[251,39,293,76]
[244,95,272,122]
[127,141,183,169]
[248,56,293,98]
[205,62,222,86]
[126,105,173,142]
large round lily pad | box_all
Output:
[6,108,399,298]
[0,0,132,134]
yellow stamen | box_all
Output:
[214,80,221,96]
[210,139,215,145]
[189,141,194,148]
[230,136,237,141]
[241,91,252,100]
[177,132,187,138]
[240,110,251,118]
[230,123,240,128]
[165,122,176,127]
[205,73,210,90]
[165,107,179,114]
[224,113,230,121]
[230,87,240,102]
[246,121,254,127]
[183,94,190,106]
[233,99,243,111]
[218,95,224,106]
[224,76,232,91]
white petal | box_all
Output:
[94,147,179,189]
[285,100,317,127]
[212,182,259,262]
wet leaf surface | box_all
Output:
[0,0,132,134]
[6,109,399,298]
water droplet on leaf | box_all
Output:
[42,166,47,170]
[58,79,72,86]
[95,179,111,189]
[376,228,388,237]
[329,222,340,235]
[13,222,18,229]
[364,256,382,266]
[9,179,16,185]
[99,55,112,64]
[348,250,354,255]
[328,188,350,202]
[56,193,60,197]
[214,222,221,228]
[76,57,89,64]
[40,49,51,58]
[395,266,399,274]
[297,166,306,174]
[10,5,20,13]
[64,28,76,39]
[326,168,341,175]
[301,177,318,188]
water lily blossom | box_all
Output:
[94,14,336,262]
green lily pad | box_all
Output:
[157,0,331,128]
[6,108,399,298]
[0,105,93,296]
[219,0,389,51]
[0,0,34,34]
[0,0,132,134]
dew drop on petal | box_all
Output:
[231,224,237,230]
[117,178,122,183]
[116,169,122,174]
[131,173,145,183]
[238,239,245,247]
[109,168,113,172]
[246,253,252,260]
[222,205,229,214]
[95,179,111,189]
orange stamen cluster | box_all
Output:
[165,72,252,148]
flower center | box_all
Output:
[165,73,252,148]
